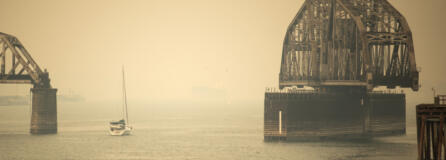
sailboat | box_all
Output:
[109,67,133,136]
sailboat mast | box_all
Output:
[122,66,129,125]
[121,68,125,122]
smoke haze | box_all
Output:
[0,0,444,105]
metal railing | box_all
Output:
[435,95,446,105]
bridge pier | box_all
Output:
[30,88,58,134]
[264,90,405,141]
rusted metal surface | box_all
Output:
[0,32,51,88]
[416,95,446,160]
[279,0,419,91]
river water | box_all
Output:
[0,101,417,160]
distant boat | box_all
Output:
[109,67,133,136]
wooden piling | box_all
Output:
[416,95,446,160]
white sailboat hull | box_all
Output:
[109,126,132,136]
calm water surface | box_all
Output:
[0,101,417,160]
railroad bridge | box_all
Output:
[0,32,57,134]
[265,0,419,140]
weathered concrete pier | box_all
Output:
[30,88,58,134]
[0,32,57,134]
[265,0,418,141]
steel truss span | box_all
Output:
[0,32,51,88]
[279,0,419,91]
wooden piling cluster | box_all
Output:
[416,95,446,160]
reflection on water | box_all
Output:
[0,102,417,160]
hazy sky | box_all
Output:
[0,0,445,104]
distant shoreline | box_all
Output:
[0,96,29,106]
[0,94,85,106]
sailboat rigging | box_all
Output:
[109,66,133,136]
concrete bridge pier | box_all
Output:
[30,88,58,134]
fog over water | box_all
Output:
[0,101,418,160]
[0,0,445,159]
